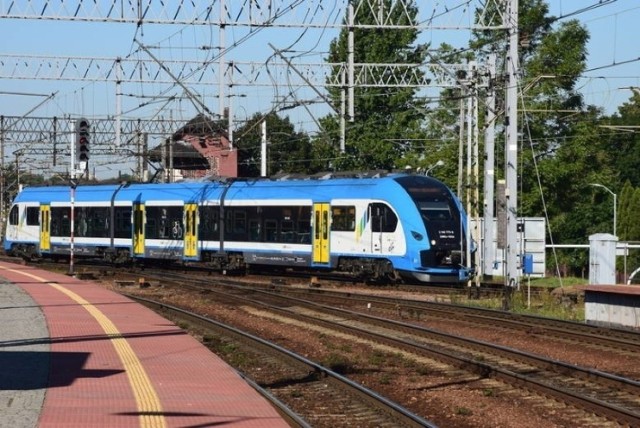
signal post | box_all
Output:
[69,118,90,276]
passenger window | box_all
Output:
[370,203,397,233]
[249,219,261,242]
[233,210,246,233]
[115,207,132,239]
[298,219,311,243]
[331,206,356,231]
[265,220,278,242]
[26,207,40,226]
[9,206,19,225]
[281,220,295,242]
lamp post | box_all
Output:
[590,183,617,236]
[426,160,444,176]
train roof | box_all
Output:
[11,173,456,205]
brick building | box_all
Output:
[149,114,237,179]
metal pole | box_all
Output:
[614,193,617,237]
[261,121,267,177]
[69,118,76,276]
[590,183,616,236]
[219,0,226,119]
[116,58,122,147]
[348,3,354,122]
[482,54,496,278]
[228,62,234,150]
[0,116,4,239]
[505,0,520,289]
[457,96,465,199]
[340,68,346,153]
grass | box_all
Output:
[454,276,586,322]
[527,276,587,288]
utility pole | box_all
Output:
[504,0,520,298]
[261,120,267,177]
[0,116,4,239]
[69,118,76,276]
[219,0,226,119]
[482,54,497,279]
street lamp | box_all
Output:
[426,160,444,176]
[590,183,617,236]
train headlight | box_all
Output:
[431,239,436,246]
[411,231,423,241]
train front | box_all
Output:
[394,175,473,283]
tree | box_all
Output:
[234,112,312,177]
[606,91,640,187]
[618,181,634,241]
[318,0,427,171]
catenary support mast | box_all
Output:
[505,0,520,289]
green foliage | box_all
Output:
[608,91,640,187]
[463,284,585,322]
[234,112,313,177]
[318,0,427,171]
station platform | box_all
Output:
[0,261,290,428]
[582,284,640,330]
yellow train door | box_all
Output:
[312,203,330,265]
[133,203,145,256]
[183,203,198,258]
[39,205,51,252]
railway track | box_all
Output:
[7,257,639,425]
[277,286,640,358]
[120,270,640,425]
[115,266,640,359]
[130,295,435,428]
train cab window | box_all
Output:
[418,200,452,221]
[26,207,40,226]
[369,203,398,233]
[331,206,355,231]
[9,206,19,226]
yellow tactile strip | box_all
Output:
[0,265,166,428]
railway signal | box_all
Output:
[75,118,90,170]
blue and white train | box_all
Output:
[3,172,473,283]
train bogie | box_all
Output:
[3,173,473,283]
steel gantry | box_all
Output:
[0,0,521,289]
[0,0,507,29]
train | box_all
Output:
[3,172,473,283]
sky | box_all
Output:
[548,0,640,113]
[0,0,638,179]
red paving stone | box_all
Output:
[0,262,290,428]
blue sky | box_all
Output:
[0,1,638,178]
[548,0,640,114]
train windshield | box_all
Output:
[417,200,452,221]
[393,175,459,225]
